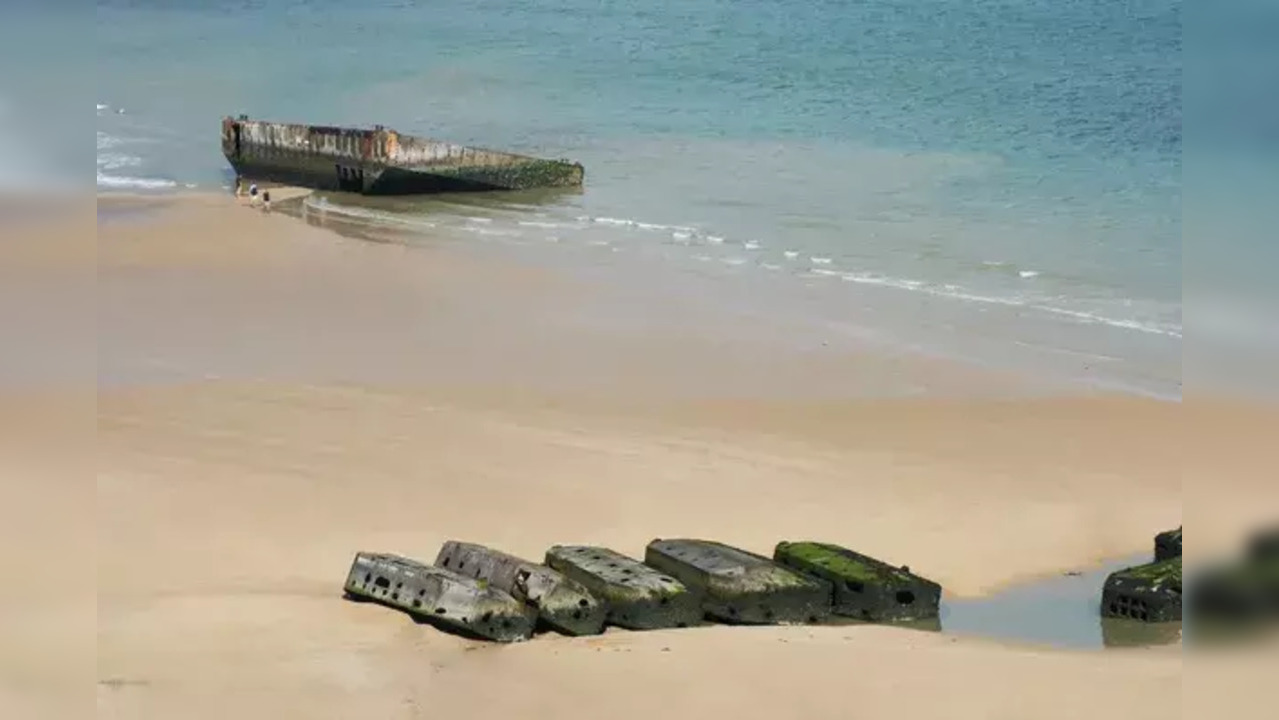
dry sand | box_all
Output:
[2,193,1275,718]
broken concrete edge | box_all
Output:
[342,551,537,643]
[435,541,607,637]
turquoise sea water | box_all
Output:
[38,1,1261,396]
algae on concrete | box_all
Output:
[545,545,703,630]
[435,541,606,636]
[645,539,833,625]
[342,551,537,642]
[774,540,941,622]
[1100,557,1182,623]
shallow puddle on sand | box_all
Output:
[936,554,1181,649]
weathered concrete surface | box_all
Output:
[644,539,832,625]
[221,116,584,195]
[544,546,702,630]
[1100,557,1182,623]
[1154,526,1182,562]
[435,541,605,636]
[342,552,536,642]
[773,541,941,622]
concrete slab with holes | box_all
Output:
[645,538,833,625]
[773,540,941,623]
[434,541,606,636]
[1101,557,1182,623]
[544,545,702,630]
[342,551,537,642]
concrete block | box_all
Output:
[1154,526,1182,561]
[644,539,833,625]
[773,541,942,622]
[435,541,606,636]
[1100,557,1182,623]
[544,545,702,630]
[342,552,536,642]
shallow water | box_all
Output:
[77,0,1199,395]
[940,555,1181,650]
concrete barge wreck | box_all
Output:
[221,115,585,195]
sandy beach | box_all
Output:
[0,192,1271,718]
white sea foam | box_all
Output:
[810,256,833,265]
[815,269,1182,338]
[672,231,692,240]
[705,235,725,244]
[583,215,697,235]
[95,173,177,190]
[467,227,522,238]
[743,241,761,250]
[783,251,799,259]
[301,195,436,229]
[1019,270,1040,279]
[98,152,141,171]
[517,220,565,229]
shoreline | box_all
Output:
[1,188,1239,717]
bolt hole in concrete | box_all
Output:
[659,597,669,606]
[895,590,916,605]
[374,577,390,589]
[846,580,864,593]
[939,554,1181,650]
[578,599,590,608]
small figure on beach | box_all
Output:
[248,183,260,207]
[233,175,243,197]
[262,190,271,213]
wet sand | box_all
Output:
[4,193,1274,717]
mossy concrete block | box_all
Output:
[1187,558,1279,623]
[1154,526,1182,561]
[1100,557,1182,623]
[773,541,941,622]
[435,541,606,636]
[342,552,536,642]
[544,545,702,630]
[644,539,833,625]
